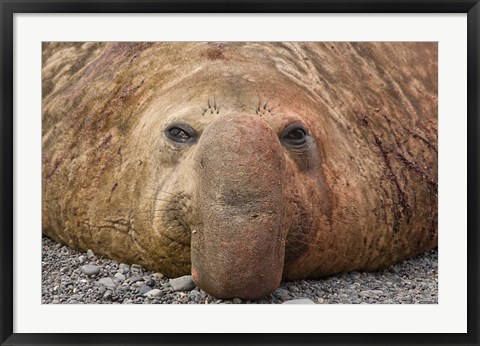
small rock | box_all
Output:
[133,281,145,287]
[169,275,195,291]
[138,285,152,295]
[81,265,100,276]
[78,255,86,264]
[103,290,113,300]
[359,290,383,297]
[393,276,403,284]
[145,278,155,287]
[129,275,143,284]
[52,299,60,304]
[86,249,95,259]
[153,272,164,280]
[119,263,130,273]
[97,277,116,289]
[273,288,290,301]
[131,264,142,272]
[282,298,315,304]
[389,266,401,274]
[189,289,201,297]
[144,289,162,298]
[114,272,125,283]
[317,298,324,304]
[233,298,242,304]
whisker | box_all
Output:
[156,190,176,196]
[137,196,172,204]
[193,158,203,168]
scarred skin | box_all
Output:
[42,42,438,299]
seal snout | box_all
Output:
[191,115,287,299]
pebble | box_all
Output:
[81,265,100,276]
[390,266,401,274]
[114,273,125,283]
[119,263,130,273]
[233,298,242,304]
[144,289,162,298]
[97,277,115,289]
[78,255,86,264]
[86,249,95,259]
[103,290,113,300]
[145,278,155,287]
[129,275,143,284]
[131,264,142,272]
[189,289,201,298]
[133,281,145,287]
[273,288,290,301]
[138,285,152,295]
[153,272,164,280]
[282,298,316,304]
[169,275,196,291]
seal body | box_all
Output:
[42,42,438,299]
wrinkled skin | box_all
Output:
[42,42,438,299]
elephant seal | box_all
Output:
[42,42,438,299]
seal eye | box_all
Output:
[165,123,197,144]
[281,124,308,147]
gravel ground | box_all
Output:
[42,236,438,304]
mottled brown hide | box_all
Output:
[42,42,438,299]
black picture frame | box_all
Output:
[1,1,479,345]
